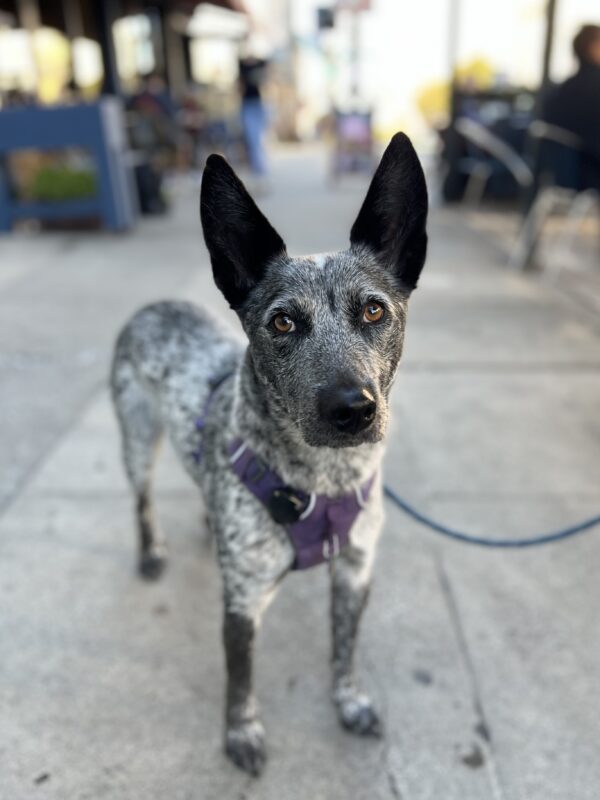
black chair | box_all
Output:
[510,121,599,272]
[453,116,533,206]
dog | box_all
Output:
[110,132,428,776]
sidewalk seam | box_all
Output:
[435,552,508,800]
[0,378,106,521]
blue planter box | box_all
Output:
[0,99,137,232]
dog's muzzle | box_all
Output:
[318,385,377,436]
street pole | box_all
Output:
[537,0,557,113]
[94,0,122,96]
[447,0,460,122]
[62,0,84,40]
[17,0,41,96]
[350,8,360,101]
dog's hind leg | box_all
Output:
[330,547,382,737]
[111,358,166,580]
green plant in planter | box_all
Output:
[30,166,96,202]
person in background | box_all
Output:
[127,72,179,214]
[128,72,178,155]
[2,89,34,108]
[60,78,84,105]
[542,24,600,190]
[239,38,270,193]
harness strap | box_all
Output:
[189,371,235,464]
[227,437,376,570]
[192,373,375,570]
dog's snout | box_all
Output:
[319,386,377,435]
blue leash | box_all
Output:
[383,484,600,548]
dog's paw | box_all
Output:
[225,719,267,777]
[336,692,383,738]
[138,547,167,581]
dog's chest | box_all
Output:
[206,392,382,499]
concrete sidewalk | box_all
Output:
[2,147,600,800]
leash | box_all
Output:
[383,484,600,548]
[196,371,600,550]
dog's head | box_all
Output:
[200,133,428,448]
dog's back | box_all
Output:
[112,301,240,406]
[110,300,241,576]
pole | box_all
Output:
[62,0,84,40]
[94,0,121,96]
[17,0,40,30]
[17,0,40,97]
[538,0,557,108]
[349,9,360,101]
[163,15,188,97]
[534,0,557,117]
[447,0,460,122]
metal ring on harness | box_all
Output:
[322,532,340,560]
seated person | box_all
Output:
[542,24,600,191]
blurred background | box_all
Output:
[0,0,599,222]
[1,2,600,799]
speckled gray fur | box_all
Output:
[110,133,428,776]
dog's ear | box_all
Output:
[350,132,428,291]
[200,155,286,309]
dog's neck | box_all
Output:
[231,351,383,496]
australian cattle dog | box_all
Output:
[110,132,428,775]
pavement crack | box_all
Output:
[236,775,256,799]
[386,768,404,799]
[435,552,507,800]
[361,649,412,800]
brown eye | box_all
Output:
[272,313,295,333]
[362,301,384,324]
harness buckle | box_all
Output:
[268,487,309,525]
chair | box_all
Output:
[453,116,533,205]
[509,121,599,272]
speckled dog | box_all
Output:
[110,133,428,776]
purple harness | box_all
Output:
[192,374,376,570]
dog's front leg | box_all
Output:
[330,547,382,737]
[221,566,283,777]
[223,609,265,776]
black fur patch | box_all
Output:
[200,155,287,309]
[224,612,255,722]
[350,132,428,291]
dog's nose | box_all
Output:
[320,386,377,435]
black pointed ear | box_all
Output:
[200,155,287,309]
[350,132,428,291]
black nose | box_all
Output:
[320,386,377,435]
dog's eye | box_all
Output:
[362,301,385,324]
[272,313,296,333]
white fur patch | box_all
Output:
[311,253,329,269]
